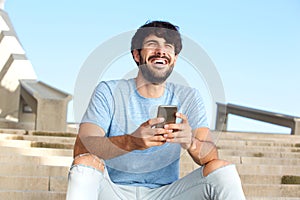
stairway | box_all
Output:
[0,128,299,199]
[0,129,73,200]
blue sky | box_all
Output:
[4,0,300,134]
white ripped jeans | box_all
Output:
[66,162,246,200]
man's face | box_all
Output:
[134,35,178,84]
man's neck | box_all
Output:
[135,76,165,98]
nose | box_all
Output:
[154,46,166,57]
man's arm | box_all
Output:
[74,118,171,160]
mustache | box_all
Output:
[148,55,170,63]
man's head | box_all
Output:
[131,21,182,56]
[131,21,182,84]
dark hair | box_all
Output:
[131,21,182,56]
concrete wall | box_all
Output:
[0,10,37,119]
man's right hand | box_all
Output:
[129,117,172,150]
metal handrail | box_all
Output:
[215,103,300,135]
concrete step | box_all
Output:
[243,184,300,198]
[220,155,300,166]
[0,190,66,200]
[217,131,300,141]
[0,154,72,166]
[240,175,282,184]
[0,175,67,192]
[0,133,76,144]
[0,128,77,137]
[218,137,300,147]
[0,128,27,135]
[0,138,74,149]
[217,139,300,148]
[247,197,300,200]
[28,130,77,137]
[217,144,300,153]
[219,149,300,159]
[0,145,73,157]
[236,164,300,176]
[221,135,300,143]
[240,156,300,166]
[0,164,69,177]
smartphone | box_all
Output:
[156,105,177,128]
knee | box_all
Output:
[73,153,105,173]
[203,159,231,177]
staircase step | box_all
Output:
[0,145,73,157]
[247,198,300,200]
[0,154,72,166]
[217,144,300,153]
[221,155,300,165]
[0,176,48,191]
[240,156,300,165]
[0,133,76,144]
[218,131,300,141]
[0,164,69,177]
[0,175,68,192]
[217,138,300,148]
[240,175,282,184]
[243,184,300,197]
[219,149,300,159]
[0,138,73,149]
[0,128,27,135]
[0,190,66,200]
[28,130,77,137]
[236,164,300,176]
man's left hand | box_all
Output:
[163,112,192,149]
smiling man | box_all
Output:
[66,21,246,200]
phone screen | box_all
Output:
[156,105,177,128]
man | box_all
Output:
[67,21,246,199]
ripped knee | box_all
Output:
[73,153,105,173]
[203,159,231,177]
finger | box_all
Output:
[142,118,165,127]
[176,112,188,123]
[152,134,167,142]
[166,135,190,144]
[164,123,183,131]
[163,131,181,140]
[154,128,172,136]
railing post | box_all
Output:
[292,118,300,135]
[215,103,228,131]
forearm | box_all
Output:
[74,120,167,160]
[75,134,138,160]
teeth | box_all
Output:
[153,59,166,64]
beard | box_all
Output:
[139,55,174,84]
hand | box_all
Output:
[163,113,192,149]
[130,117,172,150]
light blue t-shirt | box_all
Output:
[82,78,208,188]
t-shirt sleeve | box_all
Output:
[81,82,114,134]
[185,88,209,130]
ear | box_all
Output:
[173,54,179,65]
[132,49,140,64]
